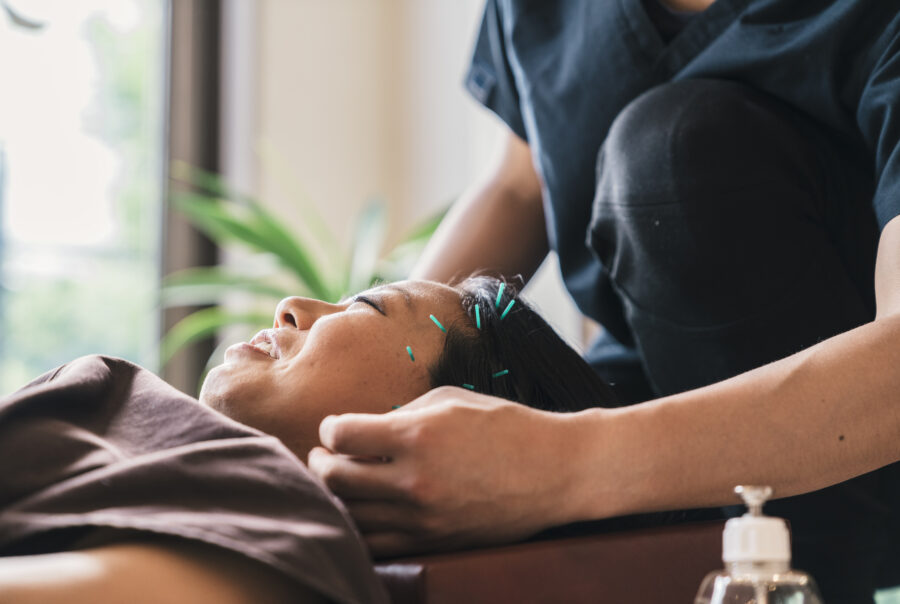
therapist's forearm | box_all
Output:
[411,131,548,285]
[567,313,900,521]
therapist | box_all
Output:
[309,1,900,600]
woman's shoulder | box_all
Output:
[0,354,389,603]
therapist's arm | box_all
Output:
[309,215,900,558]
[411,128,548,285]
[572,213,900,519]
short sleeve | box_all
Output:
[464,0,528,140]
[856,25,900,231]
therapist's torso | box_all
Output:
[466,0,900,348]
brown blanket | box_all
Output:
[0,355,388,604]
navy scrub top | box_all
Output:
[465,0,900,358]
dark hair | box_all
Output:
[428,276,618,412]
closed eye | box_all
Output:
[351,295,386,316]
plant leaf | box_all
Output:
[374,241,425,283]
[256,140,346,274]
[160,267,294,307]
[161,164,449,378]
[172,192,333,298]
[398,205,449,244]
[172,192,261,245]
[347,200,387,293]
[171,162,256,208]
[160,307,272,367]
[244,199,344,301]
[172,161,346,299]
[372,204,450,282]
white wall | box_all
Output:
[241,0,584,347]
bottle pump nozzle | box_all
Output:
[696,485,824,604]
[734,485,772,516]
[723,485,790,563]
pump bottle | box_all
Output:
[694,485,824,604]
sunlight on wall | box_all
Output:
[251,0,584,347]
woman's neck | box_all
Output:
[660,0,716,12]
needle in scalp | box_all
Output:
[495,283,506,308]
[429,314,447,333]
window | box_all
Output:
[0,0,166,393]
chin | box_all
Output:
[197,365,268,431]
[197,365,232,413]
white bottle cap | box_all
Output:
[722,486,791,563]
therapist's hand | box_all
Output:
[307,386,592,558]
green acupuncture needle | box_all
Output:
[429,314,446,333]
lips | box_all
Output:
[249,329,281,359]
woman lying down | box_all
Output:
[0,276,617,604]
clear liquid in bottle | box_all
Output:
[694,486,823,604]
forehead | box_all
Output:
[375,280,457,300]
[369,280,463,318]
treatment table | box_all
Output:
[375,519,724,603]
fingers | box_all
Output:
[318,386,481,456]
[307,446,409,501]
[319,413,405,457]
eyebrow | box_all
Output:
[377,284,414,309]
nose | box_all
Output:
[274,297,340,330]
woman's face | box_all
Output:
[199,280,464,459]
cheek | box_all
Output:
[202,359,341,457]
[220,373,315,453]
[311,332,431,412]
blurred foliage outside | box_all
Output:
[0,2,164,394]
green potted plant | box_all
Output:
[161,162,445,374]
